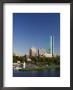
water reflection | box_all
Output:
[13,67,60,77]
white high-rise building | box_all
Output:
[44,36,54,57]
[50,36,54,56]
[38,48,46,56]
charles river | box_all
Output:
[13,68,60,77]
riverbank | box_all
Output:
[19,65,60,71]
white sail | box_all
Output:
[23,62,26,68]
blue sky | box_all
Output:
[13,13,60,55]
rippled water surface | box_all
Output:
[13,68,60,77]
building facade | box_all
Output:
[29,47,36,57]
[38,48,46,56]
[50,36,54,56]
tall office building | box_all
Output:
[29,47,36,57]
[50,36,54,56]
[38,48,46,56]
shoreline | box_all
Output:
[18,65,60,71]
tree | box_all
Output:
[24,54,27,62]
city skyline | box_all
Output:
[13,13,60,56]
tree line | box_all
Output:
[13,54,60,65]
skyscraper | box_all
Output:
[29,47,36,57]
[38,48,46,56]
[50,36,54,56]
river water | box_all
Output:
[13,68,60,77]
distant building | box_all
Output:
[27,58,31,61]
[44,36,54,57]
[44,53,52,57]
[29,47,36,57]
[50,36,54,56]
[17,61,20,64]
[38,48,46,56]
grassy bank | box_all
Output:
[19,65,60,71]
